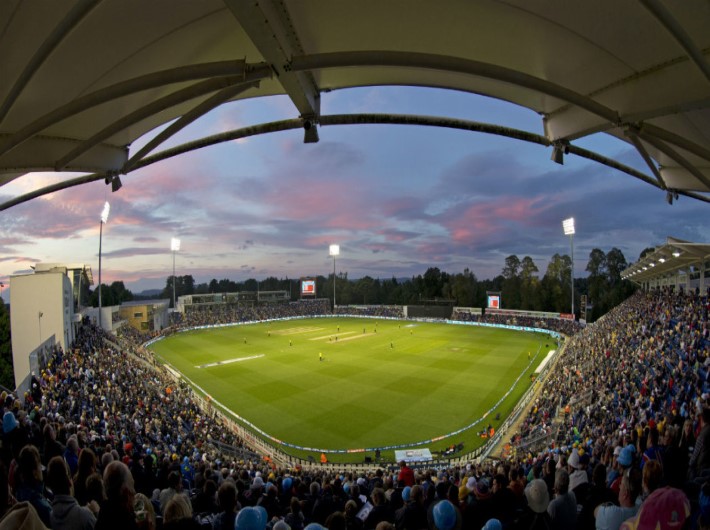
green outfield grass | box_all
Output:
[149,317,547,462]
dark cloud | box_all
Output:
[101,247,167,258]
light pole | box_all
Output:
[562,217,575,317]
[171,238,180,310]
[329,244,340,310]
[98,201,110,329]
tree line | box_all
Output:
[139,246,637,321]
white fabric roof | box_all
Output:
[621,237,710,283]
[1,0,709,209]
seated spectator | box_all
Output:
[14,445,51,528]
[365,488,394,529]
[547,469,576,530]
[74,448,98,507]
[594,468,641,530]
[0,462,14,520]
[192,478,219,515]
[134,493,156,530]
[344,499,363,530]
[46,455,96,530]
[395,485,427,530]
[160,471,188,516]
[640,460,662,502]
[578,464,615,530]
[95,461,138,530]
[513,479,550,530]
[212,480,240,530]
[0,502,48,530]
[42,424,64,466]
[619,487,690,530]
[84,473,105,516]
[163,493,200,530]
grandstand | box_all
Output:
[2,278,708,529]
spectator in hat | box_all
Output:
[431,500,458,530]
[594,468,641,530]
[236,506,266,530]
[46,456,96,530]
[395,485,427,530]
[619,487,690,530]
[0,502,49,530]
[482,520,502,530]
[569,451,590,496]
[512,479,550,530]
[463,478,494,530]
[547,469,576,530]
[610,447,635,495]
[1,411,26,469]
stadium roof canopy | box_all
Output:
[621,236,710,283]
[1,0,710,211]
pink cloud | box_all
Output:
[442,196,548,245]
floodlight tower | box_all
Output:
[171,238,181,310]
[329,244,340,310]
[98,201,110,329]
[562,217,575,317]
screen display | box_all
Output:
[301,279,316,296]
[487,295,500,309]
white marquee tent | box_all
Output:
[1,0,709,210]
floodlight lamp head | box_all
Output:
[672,250,680,258]
[562,217,575,235]
[111,175,122,192]
[303,119,319,143]
[100,201,110,223]
[171,238,181,252]
[551,144,564,165]
[329,244,340,257]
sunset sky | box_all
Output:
[0,86,708,298]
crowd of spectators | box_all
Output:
[179,300,332,329]
[450,311,583,337]
[333,306,404,318]
[0,289,709,530]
